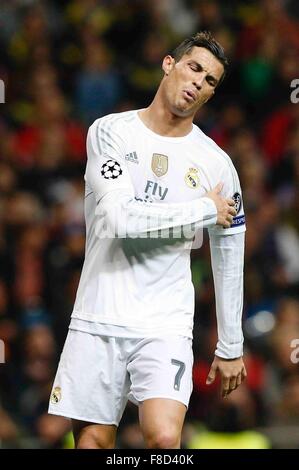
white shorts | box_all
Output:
[48,329,193,426]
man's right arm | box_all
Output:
[86,119,234,238]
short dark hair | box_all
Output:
[171,31,229,84]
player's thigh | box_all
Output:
[139,398,186,449]
[72,420,117,449]
[128,335,193,448]
[128,335,193,407]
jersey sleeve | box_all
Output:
[208,159,246,236]
[85,118,133,202]
[209,231,245,359]
[85,118,218,238]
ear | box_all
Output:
[162,55,175,76]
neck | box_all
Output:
[139,90,194,138]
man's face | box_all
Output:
[162,46,224,117]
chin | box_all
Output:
[171,104,194,118]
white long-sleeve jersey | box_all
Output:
[70,110,246,358]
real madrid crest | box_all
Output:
[151,153,168,177]
[51,386,62,404]
[185,168,200,189]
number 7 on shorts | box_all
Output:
[171,359,186,391]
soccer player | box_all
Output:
[48,31,247,449]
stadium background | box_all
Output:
[0,0,299,449]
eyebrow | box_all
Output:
[188,60,219,86]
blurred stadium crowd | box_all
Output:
[0,0,299,449]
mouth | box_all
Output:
[182,89,196,102]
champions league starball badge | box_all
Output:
[101,160,123,179]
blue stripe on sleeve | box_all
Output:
[232,215,245,227]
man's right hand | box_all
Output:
[206,183,237,228]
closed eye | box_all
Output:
[189,62,202,72]
[188,61,218,87]
[206,76,217,87]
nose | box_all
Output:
[193,73,205,90]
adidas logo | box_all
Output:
[125,151,139,164]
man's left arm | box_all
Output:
[205,158,247,397]
[206,231,247,397]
